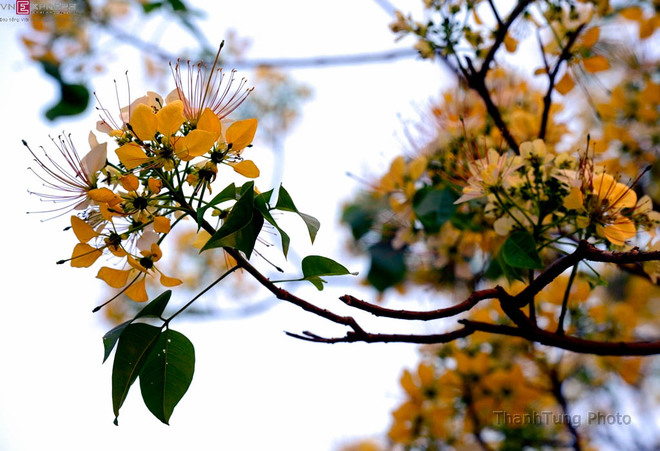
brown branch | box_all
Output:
[460,59,521,153]
[286,325,474,344]
[339,287,504,320]
[538,24,585,140]
[549,367,583,451]
[459,319,660,356]
[478,0,533,77]
[453,0,534,154]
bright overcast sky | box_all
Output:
[0,1,450,450]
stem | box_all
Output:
[164,266,240,325]
[549,367,583,450]
[556,262,579,335]
[528,269,537,324]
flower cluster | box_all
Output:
[27,49,260,303]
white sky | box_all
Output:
[0,1,451,450]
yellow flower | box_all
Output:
[116,104,220,170]
[68,215,126,268]
[454,148,522,204]
[590,173,637,245]
[97,243,181,302]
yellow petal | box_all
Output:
[88,187,115,203]
[157,100,185,138]
[555,72,575,95]
[160,273,182,287]
[129,103,158,141]
[418,363,435,388]
[231,160,260,178]
[597,218,636,246]
[100,202,124,220]
[580,27,600,49]
[71,243,102,268]
[71,216,100,243]
[593,174,636,208]
[125,277,149,302]
[127,255,148,272]
[619,6,642,21]
[472,7,483,25]
[119,174,140,191]
[149,243,163,261]
[153,216,171,233]
[97,266,130,288]
[148,177,162,194]
[116,143,150,170]
[175,129,216,160]
[640,16,658,39]
[504,33,518,53]
[399,370,418,398]
[197,107,222,141]
[226,118,258,152]
[563,186,584,210]
[408,156,427,180]
[582,55,610,73]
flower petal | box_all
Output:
[71,215,100,243]
[157,100,185,138]
[97,266,130,288]
[175,130,216,160]
[226,118,258,152]
[582,55,610,73]
[153,216,171,233]
[230,160,260,178]
[119,174,140,191]
[197,107,222,141]
[555,72,575,95]
[80,142,107,177]
[160,273,182,287]
[116,142,150,170]
[597,218,636,246]
[125,277,149,302]
[71,243,103,268]
[129,103,158,141]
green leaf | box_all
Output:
[135,290,172,320]
[39,61,90,120]
[102,291,171,364]
[342,205,375,240]
[255,190,291,257]
[273,256,356,290]
[302,255,353,278]
[501,231,544,269]
[112,323,161,425]
[196,183,237,226]
[450,212,485,232]
[412,186,456,233]
[367,242,406,292]
[274,185,320,243]
[300,255,355,290]
[166,0,187,11]
[496,250,525,282]
[139,329,195,425]
[141,1,163,13]
[202,182,265,258]
[102,320,131,364]
[304,277,326,290]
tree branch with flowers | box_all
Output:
[25,0,660,448]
